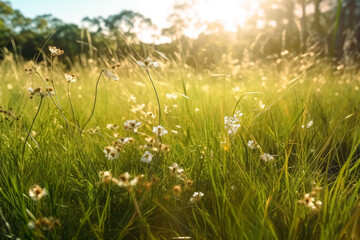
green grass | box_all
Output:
[0,49,360,239]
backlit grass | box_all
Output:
[0,48,360,239]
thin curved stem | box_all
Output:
[146,69,161,126]
[80,70,103,134]
[36,72,80,144]
[67,82,79,131]
[50,55,62,108]
[232,92,261,115]
[36,72,60,109]
[232,95,245,116]
[21,96,43,162]
[51,80,62,109]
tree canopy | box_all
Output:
[0,0,359,66]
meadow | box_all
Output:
[0,45,360,240]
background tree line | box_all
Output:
[0,0,359,68]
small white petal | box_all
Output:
[103,69,119,81]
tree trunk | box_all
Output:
[301,0,307,32]
[348,0,355,30]
[314,0,321,33]
[301,0,307,48]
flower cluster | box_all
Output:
[103,137,134,160]
[166,93,178,100]
[224,111,243,136]
[189,192,204,204]
[168,162,186,180]
[0,106,20,122]
[65,72,77,83]
[49,46,64,56]
[124,120,142,132]
[298,186,322,211]
[28,86,55,98]
[141,136,170,153]
[24,65,39,74]
[29,184,47,201]
[137,57,159,69]
[169,163,184,176]
[302,120,314,129]
[99,171,113,184]
[152,125,168,137]
[172,185,182,197]
[103,69,119,81]
[28,217,60,231]
[131,104,146,113]
[110,63,121,69]
[87,127,99,134]
[247,140,259,150]
[106,123,119,130]
[164,162,199,202]
[141,151,153,163]
[164,104,178,114]
[98,170,155,190]
[115,172,144,188]
[260,153,275,162]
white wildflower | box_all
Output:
[166,93,178,100]
[64,72,77,83]
[169,163,184,175]
[103,69,119,81]
[189,192,204,203]
[28,86,41,96]
[113,137,134,148]
[224,111,243,136]
[153,125,168,137]
[116,173,144,188]
[247,140,259,150]
[259,100,266,109]
[29,185,47,201]
[124,120,141,132]
[298,192,322,210]
[49,46,64,56]
[99,171,113,184]
[104,146,119,160]
[128,95,136,103]
[141,151,153,163]
[261,153,274,162]
[44,87,55,97]
[131,104,145,113]
[106,123,119,130]
[137,57,159,69]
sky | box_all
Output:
[9,0,254,40]
[8,0,335,43]
[10,0,174,28]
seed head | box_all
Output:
[29,184,47,201]
[49,46,64,56]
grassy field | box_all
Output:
[0,47,360,239]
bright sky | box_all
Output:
[9,0,259,42]
[9,0,333,43]
[10,0,173,28]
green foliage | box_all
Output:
[0,40,360,239]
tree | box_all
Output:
[161,1,196,40]
[103,10,155,39]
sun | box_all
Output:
[177,0,261,38]
[192,0,260,31]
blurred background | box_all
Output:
[0,0,359,68]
